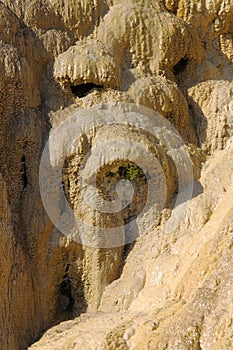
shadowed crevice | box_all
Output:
[70,83,103,98]
[173,57,189,75]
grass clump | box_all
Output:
[119,163,145,181]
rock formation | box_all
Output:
[0,0,232,349]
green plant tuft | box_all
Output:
[119,163,145,181]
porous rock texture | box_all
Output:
[0,0,232,349]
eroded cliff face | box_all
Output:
[0,0,233,349]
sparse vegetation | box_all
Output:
[118,163,145,181]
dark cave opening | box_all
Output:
[21,156,28,189]
[173,57,189,75]
[70,83,103,98]
[59,273,75,312]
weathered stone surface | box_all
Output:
[30,140,233,350]
[0,0,232,349]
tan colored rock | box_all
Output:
[54,41,121,88]
[188,80,233,153]
[0,0,232,349]
[30,139,233,350]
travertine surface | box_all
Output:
[31,140,233,349]
[0,0,232,349]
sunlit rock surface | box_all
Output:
[0,0,232,349]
